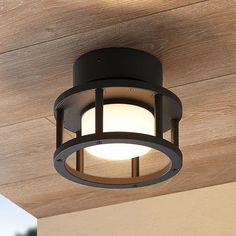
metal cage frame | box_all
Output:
[53,48,183,188]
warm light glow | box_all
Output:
[81,104,155,160]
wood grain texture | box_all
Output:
[1,74,236,218]
[1,136,236,218]
[0,0,204,53]
[0,0,235,128]
[0,118,72,185]
[1,0,236,219]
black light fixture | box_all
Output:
[53,48,183,188]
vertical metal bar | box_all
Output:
[171,119,179,147]
[132,157,140,177]
[76,131,84,172]
[95,88,103,134]
[154,94,163,138]
[56,108,64,148]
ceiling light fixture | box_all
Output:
[53,48,183,188]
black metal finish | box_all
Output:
[132,157,140,178]
[171,119,179,147]
[155,94,163,139]
[76,131,84,172]
[73,48,162,87]
[56,109,64,149]
[54,132,182,188]
[54,79,182,133]
[53,47,183,189]
[95,88,104,134]
[76,149,84,172]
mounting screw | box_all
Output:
[97,140,102,144]
[173,168,178,172]
[57,158,63,162]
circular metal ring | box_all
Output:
[54,78,182,133]
[54,132,183,188]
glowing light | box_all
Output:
[81,104,155,160]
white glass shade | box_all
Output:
[81,104,155,160]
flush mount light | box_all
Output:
[53,48,183,188]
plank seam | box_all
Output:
[0,0,208,56]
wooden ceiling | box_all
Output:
[0,0,236,218]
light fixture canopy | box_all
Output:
[54,47,183,188]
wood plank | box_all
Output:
[1,136,236,218]
[0,0,204,53]
[0,73,235,217]
[0,0,235,128]
[0,118,72,185]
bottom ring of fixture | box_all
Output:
[54,132,182,188]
